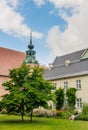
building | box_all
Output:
[0,47,25,97]
[44,48,88,111]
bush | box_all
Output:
[78,103,88,120]
[56,109,73,119]
[78,113,88,120]
[33,107,56,118]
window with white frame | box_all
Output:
[76,98,82,109]
[76,80,81,90]
[64,81,68,91]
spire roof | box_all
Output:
[24,31,38,64]
[28,31,34,50]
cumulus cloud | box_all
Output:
[46,0,88,59]
[6,0,18,8]
[49,0,82,21]
[49,0,82,9]
[33,0,46,7]
[0,0,43,39]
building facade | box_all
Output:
[0,47,25,97]
[44,48,88,111]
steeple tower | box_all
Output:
[28,31,34,50]
[24,31,38,64]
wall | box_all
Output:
[51,75,88,111]
[0,75,9,98]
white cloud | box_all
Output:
[33,0,45,7]
[46,0,88,61]
[6,0,18,8]
[48,0,82,21]
[0,0,43,39]
[49,0,82,9]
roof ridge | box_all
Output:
[52,59,81,69]
[0,47,25,54]
[57,48,85,59]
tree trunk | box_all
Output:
[21,99,24,122]
[30,108,33,121]
[22,113,24,122]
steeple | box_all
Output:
[24,31,38,64]
[28,31,34,50]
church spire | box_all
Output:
[30,30,32,45]
[24,30,38,64]
[28,30,34,50]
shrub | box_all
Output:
[78,103,88,120]
[66,88,76,108]
[56,110,72,119]
[55,88,64,110]
[33,107,56,117]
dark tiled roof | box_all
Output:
[53,49,84,67]
[44,49,88,80]
[0,47,26,76]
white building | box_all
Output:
[44,48,88,111]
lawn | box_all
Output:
[0,114,88,130]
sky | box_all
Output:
[0,0,88,66]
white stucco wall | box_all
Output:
[51,75,88,111]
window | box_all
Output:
[76,98,82,109]
[76,80,81,90]
[65,60,70,66]
[64,99,69,107]
[64,81,68,91]
[52,83,57,87]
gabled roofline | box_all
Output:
[81,48,88,59]
[52,56,58,65]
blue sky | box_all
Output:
[0,0,88,66]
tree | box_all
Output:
[1,64,30,121]
[0,64,55,121]
[66,88,76,108]
[55,88,64,110]
[24,66,55,121]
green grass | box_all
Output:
[0,114,88,130]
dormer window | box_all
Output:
[65,60,70,66]
[48,63,53,70]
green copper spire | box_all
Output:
[24,31,38,64]
[28,31,34,50]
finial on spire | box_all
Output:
[30,30,32,45]
[28,30,34,50]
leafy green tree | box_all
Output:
[1,64,30,121]
[0,64,55,121]
[55,88,64,110]
[24,66,55,121]
[66,88,76,108]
